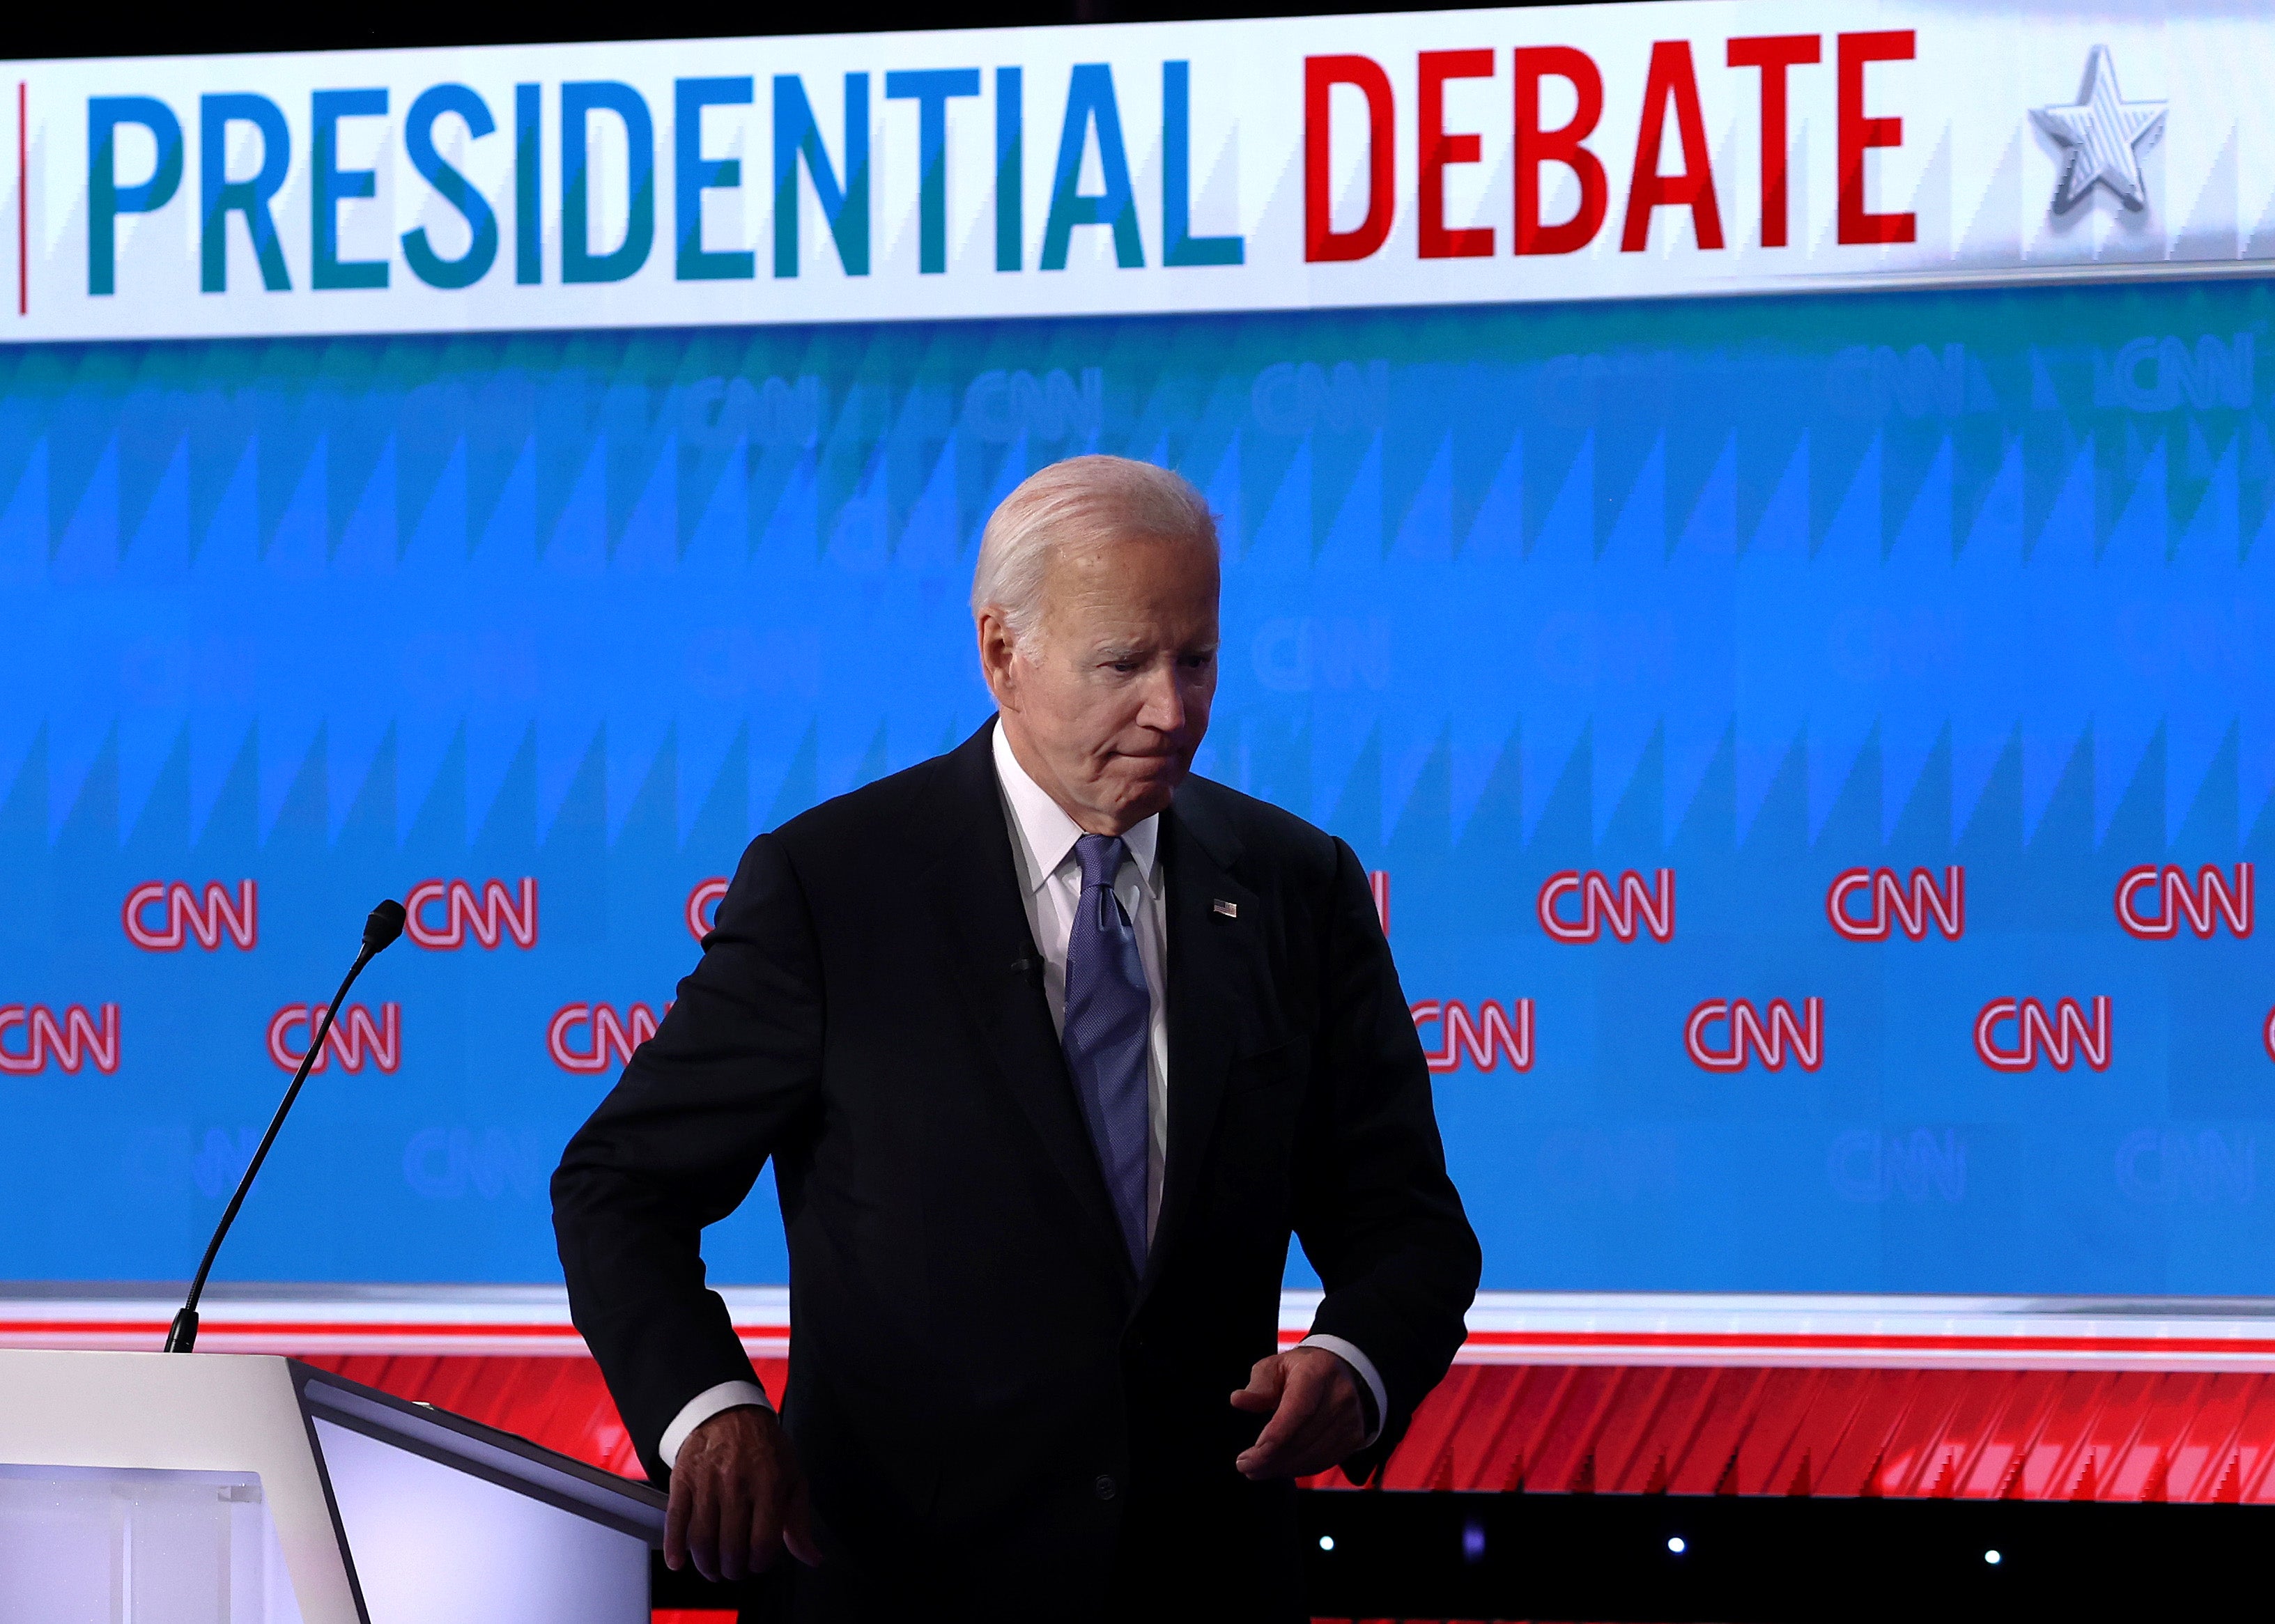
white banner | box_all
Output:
[1,0,2270,342]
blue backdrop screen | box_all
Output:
[6,277,2273,1294]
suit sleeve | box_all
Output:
[1291,837,1482,1482]
[551,832,825,1481]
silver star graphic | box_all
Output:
[2033,45,2166,213]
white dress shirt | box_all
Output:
[991,722,1172,1237]
[656,728,1384,1467]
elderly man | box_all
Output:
[553,454,1479,1618]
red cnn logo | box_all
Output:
[2115,864,2253,940]
[1410,999,1533,1073]
[123,881,257,950]
[686,879,730,943]
[1826,867,1963,941]
[405,879,539,950]
[548,1003,670,1074]
[1538,869,1675,943]
[1685,999,1823,1072]
[1974,998,2112,1072]
[0,1004,121,1074]
[266,1004,401,1074]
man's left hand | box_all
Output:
[1229,1345,1367,1480]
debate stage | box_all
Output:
[12,1285,2275,1618]
[12,0,2275,1614]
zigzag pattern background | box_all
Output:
[3,275,2272,1292]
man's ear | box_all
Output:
[975,609,1020,711]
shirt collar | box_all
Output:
[992,720,1161,895]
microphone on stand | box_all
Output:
[163,899,408,1354]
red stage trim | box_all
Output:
[272,1352,2275,1507]
[17,1290,2275,1506]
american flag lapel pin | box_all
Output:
[1212,899,1238,919]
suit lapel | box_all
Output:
[1143,784,1263,1298]
[920,722,1135,1281]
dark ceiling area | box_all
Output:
[20,0,1613,60]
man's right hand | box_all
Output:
[663,1405,819,1582]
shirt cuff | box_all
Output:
[1297,1333,1387,1448]
[657,1379,773,1469]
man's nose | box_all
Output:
[1136,666,1187,733]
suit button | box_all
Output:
[1093,1474,1118,1501]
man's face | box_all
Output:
[982,533,1220,835]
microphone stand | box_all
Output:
[164,899,406,1354]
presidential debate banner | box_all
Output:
[4,1,2275,1297]
[3,0,2275,340]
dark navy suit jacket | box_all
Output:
[553,720,1479,1619]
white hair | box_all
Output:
[970,455,1219,651]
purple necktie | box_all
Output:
[1063,833,1150,1272]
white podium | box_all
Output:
[0,1349,665,1624]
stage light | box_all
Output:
[1318,1535,1335,1552]
[1984,1550,2002,1565]
[1463,1519,1486,1562]
[1667,1536,1687,1554]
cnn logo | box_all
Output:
[0,1004,121,1074]
[1826,867,1963,941]
[549,1003,670,1073]
[1974,998,2111,1072]
[686,879,730,942]
[1410,1000,1532,1073]
[406,879,538,950]
[1537,869,1674,943]
[268,1004,401,1074]
[2115,864,2252,939]
[1686,999,1823,1072]
[123,881,257,950]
